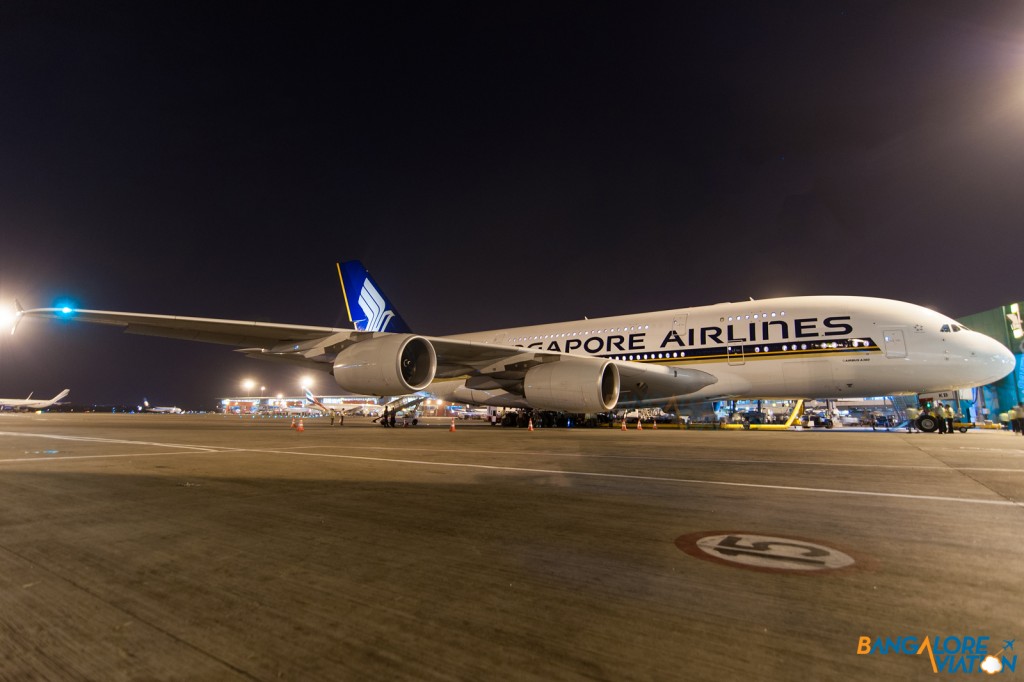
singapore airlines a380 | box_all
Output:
[10,261,1014,413]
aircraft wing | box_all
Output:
[20,308,348,347]
[19,307,718,406]
[426,337,718,404]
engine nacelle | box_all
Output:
[333,334,437,395]
[523,358,619,412]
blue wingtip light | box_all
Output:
[53,299,78,317]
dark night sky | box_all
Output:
[2,2,1023,408]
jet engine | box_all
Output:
[523,358,619,412]
[333,334,437,396]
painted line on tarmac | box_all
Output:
[683,458,1024,473]
[0,431,223,452]
[282,445,1024,473]
[1,434,1017,506]
[0,450,220,464]
[238,446,1023,507]
[5,434,1020,479]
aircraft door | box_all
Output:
[882,329,907,358]
[667,315,688,354]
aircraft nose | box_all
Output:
[970,333,1017,384]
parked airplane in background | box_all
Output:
[457,407,491,420]
[12,262,1015,413]
[301,388,381,417]
[346,403,383,417]
[0,388,70,412]
[139,399,183,414]
[274,403,312,416]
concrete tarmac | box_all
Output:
[0,413,1022,681]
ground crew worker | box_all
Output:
[905,407,918,432]
[944,404,955,434]
[933,402,946,434]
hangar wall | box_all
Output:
[959,302,1024,417]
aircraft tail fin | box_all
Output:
[304,388,328,411]
[336,261,412,333]
[53,389,70,402]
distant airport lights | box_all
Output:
[0,305,16,333]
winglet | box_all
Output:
[9,299,25,335]
[336,261,412,333]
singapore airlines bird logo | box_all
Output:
[358,278,395,332]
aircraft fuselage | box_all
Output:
[432,296,1013,407]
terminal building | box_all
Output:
[219,395,451,417]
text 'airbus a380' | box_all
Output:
[10,262,1014,412]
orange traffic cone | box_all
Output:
[652,419,657,430]
[528,418,534,431]
[290,418,296,429]
[297,419,305,432]
[621,418,628,431]
[449,417,456,432]
[637,418,643,431]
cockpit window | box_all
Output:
[940,323,967,333]
[940,324,951,333]
[951,324,961,332]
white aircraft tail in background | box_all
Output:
[303,389,334,415]
[0,388,70,411]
